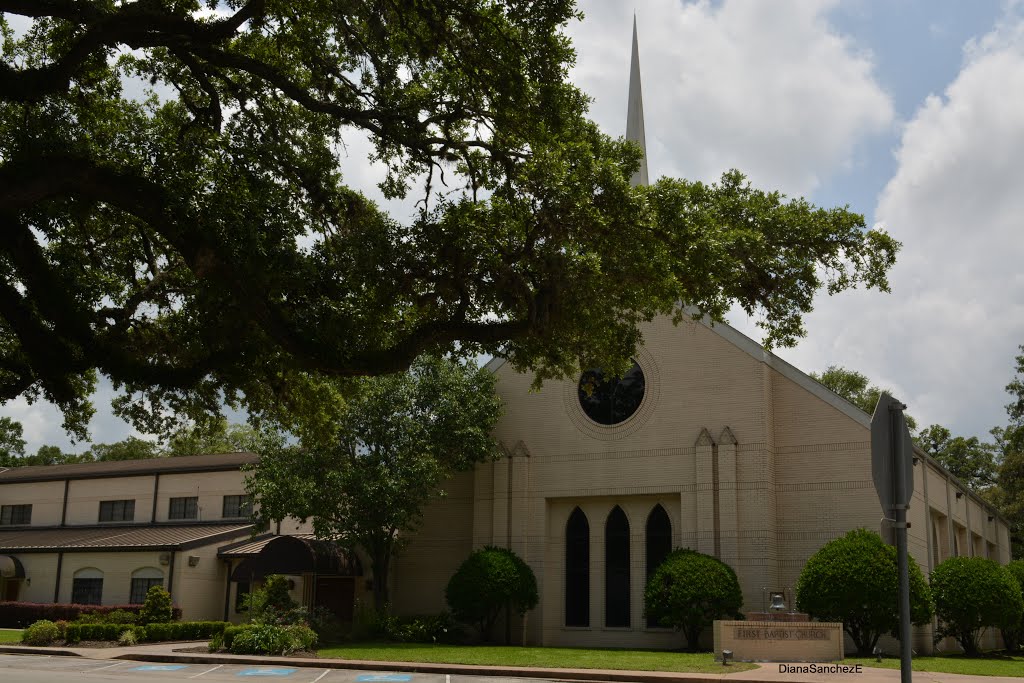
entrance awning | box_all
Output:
[229,535,362,581]
[0,554,25,579]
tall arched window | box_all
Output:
[605,505,630,627]
[565,507,590,627]
[72,567,103,605]
[645,504,672,627]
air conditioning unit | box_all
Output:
[158,553,170,566]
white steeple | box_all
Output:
[626,15,649,187]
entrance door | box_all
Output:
[2,579,18,601]
[315,577,355,621]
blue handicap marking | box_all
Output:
[238,668,297,677]
[356,676,412,682]
[132,665,189,671]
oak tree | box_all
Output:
[0,2,898,438]
[246,355,502,611]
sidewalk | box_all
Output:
[0,642,1020,683]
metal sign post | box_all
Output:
[871,393,914,683]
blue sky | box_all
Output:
[3,0,1024,452]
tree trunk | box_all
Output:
[371,554,390,612]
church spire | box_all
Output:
[626,15,649,187]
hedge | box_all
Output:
[142,621,228,642]
[65,623,146,644]
[63,621,228,644]
[0,602,182,628]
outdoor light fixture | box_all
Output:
[956,491,963,500]
[722,649,733,666]
[912,456,919,466]
[988,515,994,522]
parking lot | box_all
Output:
[0,654,550,683]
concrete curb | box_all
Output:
[0,645,81,656]
[119,651,759,683]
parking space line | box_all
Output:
[90,661,126,671]
[189,664,224,678]
[310,670,329,683]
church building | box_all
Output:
[387,22,1012,653]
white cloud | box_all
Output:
[567,0,894,196]
[764,6,1024,437]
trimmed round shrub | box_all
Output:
[643,548,742,651]
[139,585,174,624]
[932,556,1024,655]
[445,546,538,642]
[1002,560,1024,652]
[22,619,60,646]
[796,528,933,656]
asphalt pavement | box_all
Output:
[0,643,1021,683]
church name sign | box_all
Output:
[713,620,844,662]
[733,626,831,641]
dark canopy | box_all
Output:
[230,535,361,581]
[0,554,25,579]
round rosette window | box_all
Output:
[577,360,646,426]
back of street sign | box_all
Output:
[871,392,914,520]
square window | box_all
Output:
[168,497,198,520]
[222,495,252,519]
[72,578,103,605]
[99,500,135,522]
[130,577,163,604]
[0,504,31,525]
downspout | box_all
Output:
[53,552,63,602]
[167,551,176,601]
[60,480,70,527]
[223,560,232,621]
[150,473,161,523]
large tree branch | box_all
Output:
[0,0,265,101]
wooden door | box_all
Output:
[314,577,354,621]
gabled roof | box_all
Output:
[0,523,255,553]
[484,314,1007,525]
[0,452,260,484]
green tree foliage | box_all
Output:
[991,346,1024,559]
[931,556,1024,655]
[445,546,538,642]
[1002,560,1024,652]
[139,585,174,625]
[83,436,160,461]
[248,356,502,611]
[0,416,27,467]
[166,418,282,457]
[0,2,898,440]
[795,528,933,655]
[810,366,917,430]
[643,548,743,651]
[916,424,998,490]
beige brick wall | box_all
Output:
[155,471,249,523]
[0,481,66,526]
[441,315,1013,652]
[390,470,476,617]
[65,476,154,524]
[171,543,232,621]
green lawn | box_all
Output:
[847,653,1024,677]
[0,629,23,643]
[318,642,757,674]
